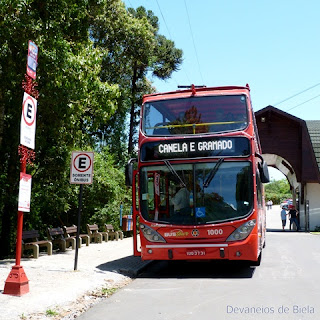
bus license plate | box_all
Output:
[186,249,206,256]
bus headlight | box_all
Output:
[226,220,256,242]
[140,224,166,243]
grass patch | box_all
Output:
[46,309,59,317]
[101,287,118,297]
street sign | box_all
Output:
[4,42,39,296]
[70,151,94,184]
[70,151,94,270]
[18,173,32,212]
[26,40,38,79]
[20,92,37,150]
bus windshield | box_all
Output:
[140,161,253,225]
[143,95,248,136]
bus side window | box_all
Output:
[140,171,155,220]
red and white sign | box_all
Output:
[20,92,37,149]
[27,40,38,79]
[18,173,32,212]
[70,151,94,184]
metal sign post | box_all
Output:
[4,41,38,296]
[74,184,84,271]
[70,151,94,270]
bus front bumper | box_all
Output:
[141,235,259,261]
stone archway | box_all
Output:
[263,154,298,189]
[263,153,299,211]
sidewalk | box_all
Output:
[0,237,150,320]
[266,204,282,230]
[266,204,297,231]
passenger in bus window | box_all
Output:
[171,182,190,213]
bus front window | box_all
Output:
[140,162,253,225]
[142,95,248,136]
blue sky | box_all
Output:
[124,0,319,180]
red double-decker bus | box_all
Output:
[126,84,269,265]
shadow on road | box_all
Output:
[267,228,285,232]
[138,260,256,280]
[267,228,300,233]
[96,255,151,277]
[96,256,256,279]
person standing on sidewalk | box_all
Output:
[270,199,273,209]
[288,205,300,231]
[281,207,288,231]
[267,200,271,210]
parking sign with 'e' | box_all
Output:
[70,151,94,184]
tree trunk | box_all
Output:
[128,62,138,155]
[0,91,4,148]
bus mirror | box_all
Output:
[125,158,137,187]
[255,153,270,183]
[259,161,270,183]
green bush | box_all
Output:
[265,179,291,205]
[313,226,320,232]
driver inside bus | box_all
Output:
[171,182,190,213]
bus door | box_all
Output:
[132,170,140,256]
[141,170,173,224]
[148,171,171,220]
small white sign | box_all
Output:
[26,40,38,79]
[20,92,37,149]
[18,173,32,212]
[70,151,94,184]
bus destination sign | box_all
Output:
[140,137,250,161]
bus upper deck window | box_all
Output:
[143,95,248,136]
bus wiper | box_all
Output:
[164,160,186,187]
[153,220,170,224]
[203,158,224,188]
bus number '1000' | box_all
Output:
[207,229,223,235]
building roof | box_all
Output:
[255,106,320,184]
[306,120,320,171]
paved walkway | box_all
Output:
[0,237,150,320]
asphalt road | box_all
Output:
[78,206,320,320]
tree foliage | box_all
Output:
[0,0,183,258]
[91,4,183,156]
[265,179,291,204]
[125,6,183,155]
[0,0,119,257]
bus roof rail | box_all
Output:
[177,85,206,89]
